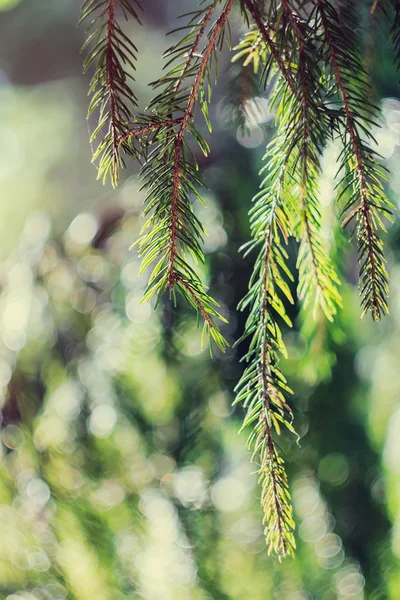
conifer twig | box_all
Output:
[317,0,392,320]
[167,0,235,287]
[80,0,142,186]
[282,0,341,320]
[137,1,234,352]
[234,139,297,557]
[118,118,184,142]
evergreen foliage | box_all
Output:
[80,0,142,186]
[80,0,398,557]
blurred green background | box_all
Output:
[0,1,400,598]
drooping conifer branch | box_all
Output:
[233,3,345,555]
[233,24,299,552]
[78,0,400,559]
[317,0,392,320]
[80,0,142,186]
[137,1,234,352]
[166,1,234,286]
[280,1,342,320]
[234,112,297,556]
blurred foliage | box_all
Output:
[0,1,399,599]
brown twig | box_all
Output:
[121,7,216,146]
[281,0,302,40]
[118,117,184,142]
[173,3,216,95]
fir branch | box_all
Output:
[137,1,234,352]
[80,0,142,186]
[172,3,216,96]
[235,128,297,557]
[234,3,345,553]
[317,0,393,320]
[279,2,341,320]
[74,0,400,561]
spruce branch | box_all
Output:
[137,1,234,352]
[234,123,297,557]
[80,0,142,187]
[278,1,342,320]
[75,0,400,561]
[234,3,343,553]
[317,0,393,320]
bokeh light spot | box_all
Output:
[88,405,118,438]
[68,213,98,246]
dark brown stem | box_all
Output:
[281,0,302,40]
[174,3,216,95]
[118,118,184,142]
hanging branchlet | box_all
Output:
[136,1,235,353]
[78,0,400,558]
[80,0,142,187]
[233,0,341,555]
[278,1,342,321]
[235,226,297,559]
[232,11,300,553]
[234,78,297,556]
[316,0,393,320]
